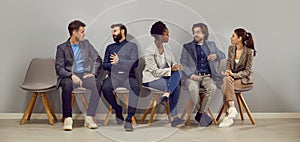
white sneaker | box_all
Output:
[227,107,238,119]
[63,117,73,131]
[84,116,98,129]
[218,117,234,128]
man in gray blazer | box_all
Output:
[180,23,225,127]
[55,20,102,131]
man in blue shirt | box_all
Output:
[181,23,225,127]
[102,23,140,131]
[55,20,102,131]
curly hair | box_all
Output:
[150,21,168,39]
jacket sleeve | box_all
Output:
[210,42,226,60]
[55,45,72,78]
[232,49,254,79]
[180,44,194,78]
[87,41,102,77]
[226,46,233,71]
[103,45,112,71]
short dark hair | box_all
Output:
[150,21,168,39]
[111,23,127,37]
[68,20,86,36]
[192,23,209,41]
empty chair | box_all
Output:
[20,58,57,125]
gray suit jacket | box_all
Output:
[180,41,226,82]
[55,38,102,86]
[227,45,254,84]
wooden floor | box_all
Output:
[1,118,300,142]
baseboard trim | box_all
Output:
[1,113,300,120]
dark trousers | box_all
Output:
[101,75,140,115]
[61,74,101,117]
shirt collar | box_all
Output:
[116,39,128,46]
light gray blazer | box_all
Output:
[227,45,254,84]
[142,43,177,83]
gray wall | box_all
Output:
[0,0,299,114]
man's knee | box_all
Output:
[61,78,73,90]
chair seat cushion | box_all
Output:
[72,87,88,94]
[20,83,56,92]
[114,87,129,94]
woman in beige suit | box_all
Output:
[142,21,185,127]
[219,28,256,127]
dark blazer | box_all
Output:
[180,41,226,82]
[55,38,102,86]
[227,45,254,84]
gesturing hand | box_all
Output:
[110,52,119,65]
[171,64,184,71]
[207,54,217,61]
[83,73,94,79]
[71,74,82,87]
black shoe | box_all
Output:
[124,118,134,132]
[171,117,185,127]
[199,113,212,127]
[159,96,168,106]
[195,112,202,123]
[116,106,124,125]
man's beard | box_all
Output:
[194,36,204,43]
[113,33,122,43]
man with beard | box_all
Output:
[55,20,102,131]
[102,23,140,131]
[180,23,225,127]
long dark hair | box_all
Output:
[234,28,256,56]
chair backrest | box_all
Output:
[21,58,57,90]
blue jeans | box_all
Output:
[143,71,181,117]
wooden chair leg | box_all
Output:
[44,94,57,121]
[71,93,76,108]
[122,93,137,126]
[181,98,192,119]
[20,93,38,125]
[132,116,137,126]
[148,95,159,126]
[165,98,172,122]
[208,107,218,125]
[79,93,89,111]
[26,92,38,121]
[238,93,256,125]
[40,93,54,125]
[185,102,193,126]
[141,96,155,122]
[103,105,113,126]
[236,93,245,120]
[216,104,225,121]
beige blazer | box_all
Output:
[226,45,254,84]
[142,43,177,83]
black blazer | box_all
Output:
[55,38,102,86]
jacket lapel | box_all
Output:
[190,42,197,61]
[234,46,247,71]
[79,41,86,64]
[66,39,74,59]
